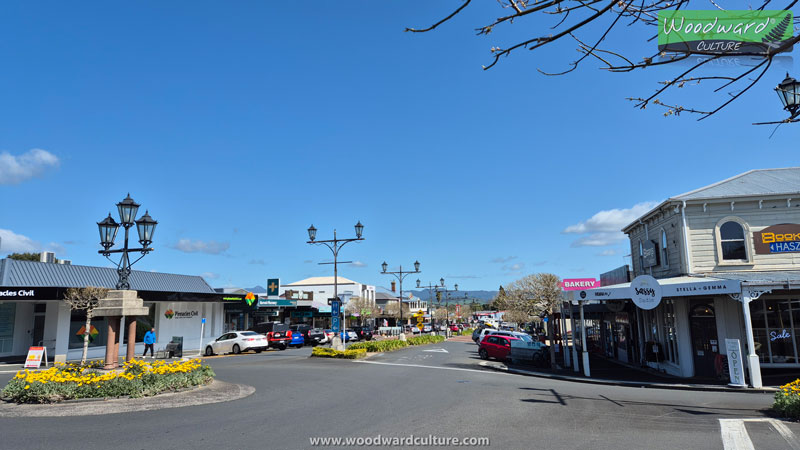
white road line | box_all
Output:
[353,360,503,375]
[719,419,755,450]
[422,348,449,353]
[769,419,800,450]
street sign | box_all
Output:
[258,299,296,307]
[201,317,206,324]
[417,323,425,331]
[331,300,341,333]
[267,278,280,297]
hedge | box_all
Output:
[348,340,409,352]
[311,347,367,359]
[1,358,215,404]
[407,335,445,346]
[774,378,800,419]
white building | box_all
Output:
[280,276,375,308]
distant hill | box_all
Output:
[247,285,267,293]
[408,290,497,303]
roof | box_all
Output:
[709,270,800,287]
[0,258,216,294]
[375,292,399,300]
[285,276,359,286]
[624,167,800,232]
[568,275,740,300]
[673,167,800,201]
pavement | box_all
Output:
[0,340,795,449]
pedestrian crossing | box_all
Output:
[719,418,800,450]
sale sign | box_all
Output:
[24,346,48,369]
[561,278,600,291]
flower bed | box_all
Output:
[1,359,215,404]
[311,347,367,359]
[774,379,800,419]
[407,335,445,346]
[348,339,409,353]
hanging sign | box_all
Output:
[24,346,48,369]
[630,275,662,310]
[725,339,746,387]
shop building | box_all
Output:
[574,167,800,387]
[0,258,224,361]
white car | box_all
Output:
[205,331,268,356]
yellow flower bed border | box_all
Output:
[1,358,215,404]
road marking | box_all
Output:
[353,360,504,375]
[719,419,755,450]
[422,348,449,353]
[719,418,800,450]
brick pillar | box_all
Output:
[126,318,137,362]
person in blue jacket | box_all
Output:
[143,328,156,358]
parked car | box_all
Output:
[449,324,459,332]
[344,329,359,342]
[352,326,373,341]
[289,330,305,348]
[290,324,325,346]
[478,335,519,361]
[324,329,335,342]
[422,324,432,333]
[205,331,268,356]
[249,321,292,350]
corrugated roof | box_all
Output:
[0,259,215,293]
[673,167,800,201]
[708,270,800,286]
[375,292,399,300]
[285,276,359,286]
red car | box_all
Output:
[449,324,459,332]
[478,335,519,361]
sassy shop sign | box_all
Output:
[630,275,663,310]
[658,10,794,55]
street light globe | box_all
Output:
[776,73,800,113]
[414,260,420,272]
[116,193,140,225]
[440,278,445,287]
[416,279,421,288]
[307,224,317,242]
[381,261,388,273]
[97,213,119,249]
[354,221,364,239]
[454,283,459,291]
[135,210,158,247]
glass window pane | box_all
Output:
[722,241,746,260]
[750,300,769,363]
[135,304,156,342]
[69,312,108,349]
[720,221,744,240]
[766,301,796,363]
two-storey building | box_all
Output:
[577,167,800,387]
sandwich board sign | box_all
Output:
[24,346,48,369]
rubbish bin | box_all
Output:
[165,336,183,358]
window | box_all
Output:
[720,221,747,260]
[638,241,644,273]
[750,299,799,364]
[661,229,670,268]
[662,300,678,364]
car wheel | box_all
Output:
[279,344,287,350]
[255,349,263,353]
[479,348,489,360]
[205,346,214,356]
[233,344,241,354]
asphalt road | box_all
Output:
[0,340,796,450]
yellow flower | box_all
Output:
[24,385,29,390]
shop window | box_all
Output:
[0,303,16,353]
[134,304,156,342]
[750,299,800,364]
[750,300,769,363]
[638,241,644,274]
[715,218,751,263]
[661,229,670,268]
[68,312,108,349]
[662,300,678,364]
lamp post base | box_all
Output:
[398,333,407,341]
[331,336,344,351]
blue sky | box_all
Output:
[1,1,798,291]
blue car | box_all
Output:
[289,329,305,348]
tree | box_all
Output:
[64,286,108,364]
[407,2,800,124]
[345,296,379,326]
[7,252,40,261]
[503,273,562,367]
[384,301,411,321]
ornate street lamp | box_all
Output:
[306,222,364,349]
[380,260,421,325]
[776,73,800,116]
[98,194,157,290]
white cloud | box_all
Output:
[502,262,525,273]
[170,239,230,255]
[0,229,40,253]
[349,261,367,268]
[0,149,60,185]
[491,256,517,263]
[598,249,618,256]
[248,259,266,265]
[200,272,220,280]
[563,201,659,247]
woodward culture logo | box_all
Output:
[658,10,794,55]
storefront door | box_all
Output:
[689,303,719,378]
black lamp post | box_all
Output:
[776,73,800,116]
[380,260,420,326]
[97,193,157,290]
[306,221,364,348]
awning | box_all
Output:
[569,275,741,302]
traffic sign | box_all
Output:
[267,278,280,297]
[331,300,341,333]
[331,316,340,333]
[417,323,425,331]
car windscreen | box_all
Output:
[241,331,260,336]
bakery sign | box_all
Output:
[753,224,800,254]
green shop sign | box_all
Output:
[658,10,793,54]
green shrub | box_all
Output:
[407,335,445,346]
[774,379,800,419]
[311,347,367,359]
[348,340,409,352]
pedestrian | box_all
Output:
[143,327,156,358]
